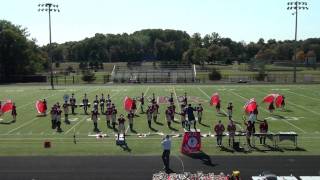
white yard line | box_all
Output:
[64,116,88,135]
[287,101,320,116]
[229,90,307,134]
[5,117,39,135]
[175,156,185,173]
[172,86,181,122]
[125,125,130,134]
[286,90,320,102]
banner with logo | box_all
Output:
[181,131,201,154]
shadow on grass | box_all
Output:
[0,120,15,125]
[184,151,217,167]
[199,122,210,128]
[149,126,158,132]
[119,143,132,152]
[216,113,227,117]
[169,126,179,132]
[154,121,164,126]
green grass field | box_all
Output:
[0,84,320,156]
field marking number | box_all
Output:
[265,116,304,121]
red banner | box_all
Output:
[181,132,201,154]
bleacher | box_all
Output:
[111,63,196,83]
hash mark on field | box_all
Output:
[5,117,39,135]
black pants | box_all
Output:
[216,135,223,146]
[162,150,170,171]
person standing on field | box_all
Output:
[214,120,225,147]
[227,120,236,147]
[63,101,70,124]
[146,105,153,128]
[161,135,171,173]
[227,102,233,120]
[11,103,17,123]
[100,93,105,114]
[128,110,134,131]
[111,104,117,130]
[69,93,76,115]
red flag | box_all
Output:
[36,100,46,114]
[275,95,284,108]
[263,94,280,103]
[123,96,133,112]
[1,100,13,113]
[181,132,201,154]
[210,93,220,106]
[244,98,257,113]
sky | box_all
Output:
[0,0,319,46]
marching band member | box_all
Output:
[152,101,158,123]
[139,92,145,114]
[227,120,236,147]
[105,104,113,128]
[227,102,233,120]
[63,100,70,124]
[196,104,203,123]
[118,114,126,140]
[244,120,254,148]
[183,92,188,106]
[69,93,76,115]
[132,99,137,115]
[106,94,111,107]
[268,102,275,113]
[214,120,225,147]
[111,104,118,129]
[128,110,134,131]
[43,99,47,116]
[216,100,221,113]
[92,109,100,132]
[82,94,89,115]
[281,96,286,111]
[259,119,269,145]
[11,103,17,122]
[100,93,105,114]
[165,106,173,128]
[93,95,99,112]
[186,104,197,131]
[56,106,63,132]
[146,105,153,128]
[177,104,187,128]
[50,106,57,129]
[168,93,174,104]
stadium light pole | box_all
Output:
[287,1,308,83]
[38,3,60,90]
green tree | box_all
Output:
[0,20,47,82]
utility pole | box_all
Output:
[38,3,60,89]
[287,1,308,83]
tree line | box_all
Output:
[1,19,320,81]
